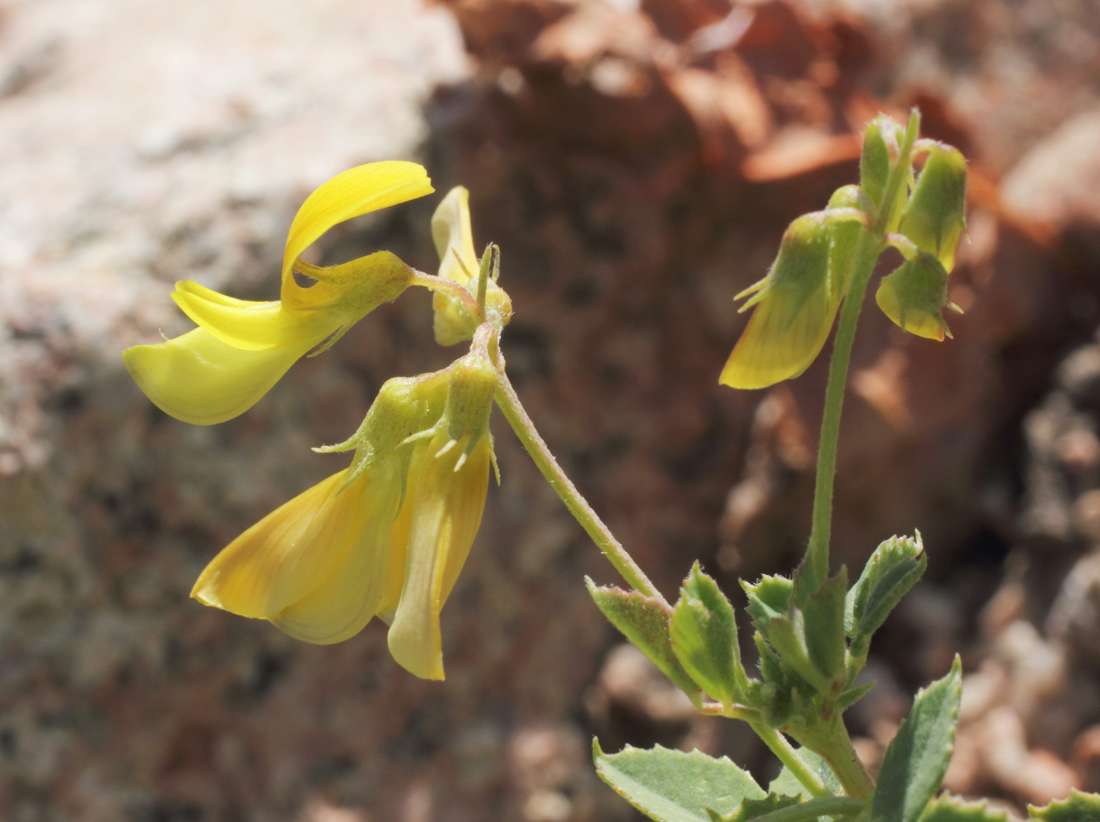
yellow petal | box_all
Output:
[191,472,351,618]
[720,288,839,389]
[431,186,478,285]
[172,283,336,351]
[430,187,482,346]
[270,465,404,644]
[122,326,317,425]
[281,161,432,298]
[387,433,491,680]
[374,483,415,626]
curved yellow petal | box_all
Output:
[430,187,483,346]
[174,280,266,309]
[387,433,491,680]
[172,284,338,352]
[191,471,351,618]
[122,326,317,425]
[720,288,839,389]
[281,161,432,298]
[431,186,478,286]
[269,465,403,644]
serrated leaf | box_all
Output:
[760,611,830,694]
[670,562,744,705]
[802,570,847,688]
[871,656,963,822]
[1029,788,1100,822]
[769,747,842,799]
[743,575,794,628]
[594,740,766,822]
[919,794,1010,822]
[846,534,927,654]
[587,578,702,705]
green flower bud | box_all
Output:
[859,116,894,209]
[898,141,967,272]
[875,253,958,341]
[443,329,498,449]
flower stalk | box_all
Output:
[492,364,669,607]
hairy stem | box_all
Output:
[804,109,920,591]
[750,724,832,799]
[816,721,874,800]
[493,366,669,606]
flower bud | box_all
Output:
[431,187,513,345]
[897,142,967,272]
[875,253,956,341]
[859,115,894,209]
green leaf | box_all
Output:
[802,570,847,689]
[670,562,745,705]
[594,740,766,822]
[919,794,1010,822]
[846,533,927,657]
[761,611,830,694]
[1029,789,1100,821]
[743,575,794,627]
[587,578,703,705]
[871,656,963,822]
[836,681,875,712]
[769,747,842,799]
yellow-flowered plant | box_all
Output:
[124,112,1087,822]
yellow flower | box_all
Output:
[875,253,958,341]
[191,333,499,681]
[123,162,433,425]
[720,207,865,389]
[430,186,512,346]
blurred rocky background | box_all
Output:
[3,0,1100,819]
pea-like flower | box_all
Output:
[123,162,434,425]
[430,186,513,346]
[191,332,499,681]
[720,205,866,390]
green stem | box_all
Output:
[750,724,831,799]
[804,234,882,589]
[804,109,920,590]
[753,797,863,822]
[815,721,874,800]
[493,365,669,606]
